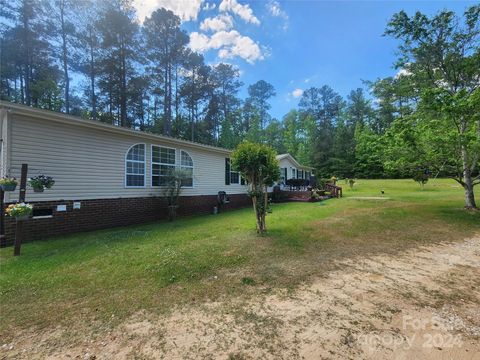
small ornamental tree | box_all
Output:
[231,142,280,233]
[162,168,191,221]
[413,169,429,190]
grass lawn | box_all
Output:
[1,179,479,340]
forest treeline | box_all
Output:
[1,1,479,188]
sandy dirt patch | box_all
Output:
[2,237,479,360]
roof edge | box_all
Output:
[276,153,314,170]
[0,101,232,155]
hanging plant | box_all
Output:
[28,175,55,193]
[5,203,33,221]
[0,177,18,192]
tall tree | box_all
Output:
[97,0,139,127]
[74,0,101,119]
[143,8,188,136]
[181,52,210,141]
[299,86,344,176]
[264,119,285,153]
[2,0,54,106]
[210,63,243,142]
[245,80,276,135]
[385,5,480,208]
[47,0,78,114]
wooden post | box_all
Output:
[13,164,28,256]
[19,164,28,202]
[13,219,23,256]
[0,188,4,245]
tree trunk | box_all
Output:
[22,13,31,106]
[120,39,127,127]
[60,0,70,114]
[163,63,171,136]
[461,144,477,209]
[89,31,96,120]
[90,40,97,120]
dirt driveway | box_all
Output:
[3,236,480,359]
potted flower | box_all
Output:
[5,202,33,221]
[28,175,55,193]
[0,177,18,192]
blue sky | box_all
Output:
[135,0,476,119]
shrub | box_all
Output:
[162,168,191,221]
[28,175,55,191]
[348,179,356,189]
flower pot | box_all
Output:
[15,215,30,221]
[33,187,45,193]
[0,184,17,191]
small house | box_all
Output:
[0,102,250,243]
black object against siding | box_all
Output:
[284,168,287,180]
[225,158,231,185]
[241,177,245,185]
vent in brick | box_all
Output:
[32,208,53,218]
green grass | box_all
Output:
[0,179,479,339]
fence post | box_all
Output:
[0,188,4,245]
[13,164,28,256]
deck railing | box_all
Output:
[325,183,343,198]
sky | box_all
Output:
[132,0,477,120]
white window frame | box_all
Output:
[150,146,195,188]
[151,145,176,188]
[179,150,194,188]
[125,143,146,188]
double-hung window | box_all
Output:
[230,170,240,184]
[152,146,176,186]
[125,144,146,187]
[180,151,194,187]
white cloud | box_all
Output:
[267,0,288,19]
[189,30,264,64]
[133,0,204,23]
[200,14,234,32]
[395,68,411,79]
[266,0,288,30]
[219,0,260,25]
[292,88,303,98]
[203,2,216,10]
[395,63,412,79]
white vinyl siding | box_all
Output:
[5,113,247,202]
[277,158,312,181]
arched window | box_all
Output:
[180,150,193,187]
[125,144,146,187]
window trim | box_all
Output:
[150,145,195,189]
[179,150,194,189]
[151,144,176,188]
[230,170,240,184]
[125,143,146,188]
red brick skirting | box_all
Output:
[2,194,251,246]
